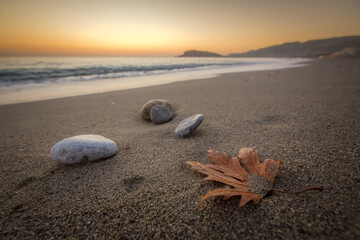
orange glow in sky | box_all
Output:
[0,0,359,56]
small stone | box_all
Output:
[247,174,272,197]
[175,114,204,137]
[150,105,173,124]
[50,134,118,164]
[140,99,171,120]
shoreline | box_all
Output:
[0,58,310,106]
[0,59,359,239]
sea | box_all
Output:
[0,56,310,104]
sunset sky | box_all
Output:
[0,0,359,56]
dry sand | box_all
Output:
[0,59,359,239]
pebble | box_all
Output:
[175,114,204,137]
[140,99,171,120]
[150,105,173,124]
[50,134,118,164]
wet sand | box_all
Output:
[0,59,359,239]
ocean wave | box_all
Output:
[0,57,267,88]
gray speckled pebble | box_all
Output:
[150,105,173,124]
[50,135,118,164]
[140,99,171,120]
[175,114,204,137]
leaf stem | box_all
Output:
[271,185,324,194]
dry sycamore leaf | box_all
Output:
[187,148,282,207]
[187,148,324,207]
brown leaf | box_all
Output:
[187,148,282,207]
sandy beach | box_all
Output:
[0,59,359,239]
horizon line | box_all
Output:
[1,35,359,58]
